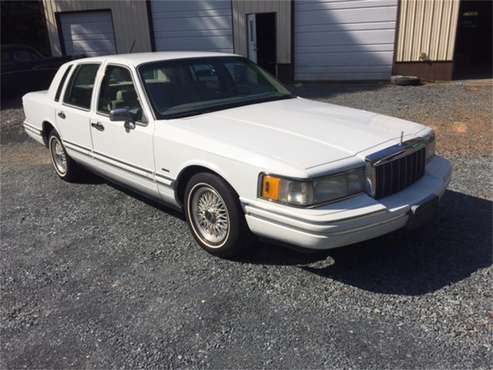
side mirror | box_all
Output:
[110,108,136,130]
[110,107,133,122]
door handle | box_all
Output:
[91,121,105,131]
[57,111,66,119]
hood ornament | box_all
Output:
[400,131,404,145]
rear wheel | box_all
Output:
[48,130,82,182]
[184,172,251,258]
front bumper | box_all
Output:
[242,155,452,250]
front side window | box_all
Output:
[139,57,292,119]
[97,65,142,120]
[63,63,100,110]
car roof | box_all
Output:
[73,51,241,67]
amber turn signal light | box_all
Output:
[261,175,281,201]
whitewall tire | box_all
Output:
[184,172,251,258]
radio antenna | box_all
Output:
[128,40,136,53]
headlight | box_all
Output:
[425,131,436,163]
[259,167,366,207]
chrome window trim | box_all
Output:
[62,62,102,111]
[96,63,148,126]
[55,64,73,102]
[62,102,91,112]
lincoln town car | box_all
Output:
[22,52,452,257]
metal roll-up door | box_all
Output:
[295,0,398,80]
[150,0,234,53]
[59,11,116,57]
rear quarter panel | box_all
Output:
[22,62,70,136]
[22,91,57,135]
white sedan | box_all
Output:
[22,52,452,258]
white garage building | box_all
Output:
[43,0,466,82]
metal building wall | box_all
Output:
[43,0,152,56]
[396,0,460,62]
[232,0,292,64]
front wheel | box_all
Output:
[184,173,251,258]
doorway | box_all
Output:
[247,13,277,76]
[453,0,492,79]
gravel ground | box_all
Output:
[1,82,492,369]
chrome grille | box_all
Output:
[373,147,426,199]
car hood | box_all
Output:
[178,97,427,170]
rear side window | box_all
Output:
[55,65,73,102]
[63,64,100,110]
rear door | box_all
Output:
[57,63,100,163]
[90,63,157,195]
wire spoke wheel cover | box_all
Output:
[49,136,67,175]
[189,183,230,248]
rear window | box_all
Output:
[63,63,100,110]
[55,65,73,102]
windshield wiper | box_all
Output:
[253,94,295,104]
[164,109,213,119]
[161,94,295,120]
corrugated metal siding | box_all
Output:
[150,0,233,53]
[294,0,398,81]
[232,0,291,63]
[43,0,152,56]
[396,0,460,62]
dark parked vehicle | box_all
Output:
[1,44,80,99]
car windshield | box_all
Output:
[138,57,294,119]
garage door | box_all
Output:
[295,0,398,80]
[150,0,233,53]
[59,11,116,57]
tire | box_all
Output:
[184,172,251,258]
[47,130,83,182]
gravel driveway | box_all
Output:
[1,82,492,369]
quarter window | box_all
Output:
[55,65,73,102]
[63,64,100,110]
[97,65,142,120]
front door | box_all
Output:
[90,64,157,196]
